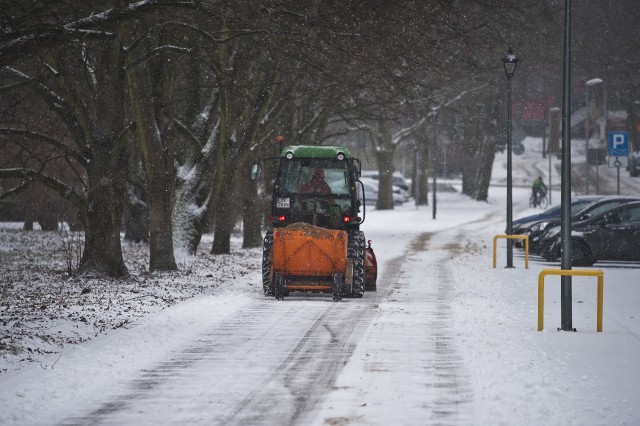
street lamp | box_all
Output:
[503,48,518,268]
[431,106,439,220]
[584,77,603,194]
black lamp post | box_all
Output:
[560,0,574,331]
[431,107,439,220]
[503,48,518,268]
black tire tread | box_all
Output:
[262,231,274,296]
[347,230,365,297]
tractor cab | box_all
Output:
[270,146,363,230]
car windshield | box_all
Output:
[570,200,598,215]
[543,205,561,215]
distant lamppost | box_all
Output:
[431,106,439,220]
[584,77,603,195]
[503,48,518,268]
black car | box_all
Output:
[540,201,640,266]
[526,195,640,254]
[512,196,600,231]
[511,196,601,249]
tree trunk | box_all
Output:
[147,175,177,270]
[173,179,210,255]
[171,57,217,256]
[124,198,149,243]
[375,152,395,210]
[241,168,263,249]
[79,154,128,277]
[127,53,177,271]
[77,32,129,277]
[124,174,149,243]
[211,209,235,254]
[211,169,239,255]
[473,135,496,201]
[373,121,395,210]
[414,134,430,206]
[210,29,232,255]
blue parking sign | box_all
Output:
[608,131,629,156]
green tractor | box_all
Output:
[252,145,378,300]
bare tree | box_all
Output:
[0,1,196,276]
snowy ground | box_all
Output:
[1,137,639,425]
[0,228,259,375]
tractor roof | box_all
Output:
[280,145,352,160]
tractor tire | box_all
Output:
[262,231,274,296]
[347,230,365,298]
[274,273,285,300]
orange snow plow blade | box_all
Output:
[272,224,347,277]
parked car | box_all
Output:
[525,195,640,254]
[539,200,640,266]
[628,151,640,177]
[359,178,404,206]
[511,196,601,247]
[360,170,410,192]
[512,196,600,232]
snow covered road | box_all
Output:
[57,207,499,426]
[60,298,376,425]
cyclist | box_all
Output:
[531,176,547,207]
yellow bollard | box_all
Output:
[537,268,604,332]
[492,234,529,269]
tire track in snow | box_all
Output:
[315,231,475,426]
[59,290,383,426]
[418,233,473,425]
[424,211,507,423]
[430,238,473,424]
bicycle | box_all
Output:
[529,188,548,209]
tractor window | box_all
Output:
[280,159,350,195]
[324,169,349,195]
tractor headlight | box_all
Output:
[337,152,345,160]
[285,151,294,160]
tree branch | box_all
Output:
[0,168,85,209]
[126,45,192,71]
[0,1,198,67]
[0,128,87,165]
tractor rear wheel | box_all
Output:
[347,230,365,298]
[262,231,274,296]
